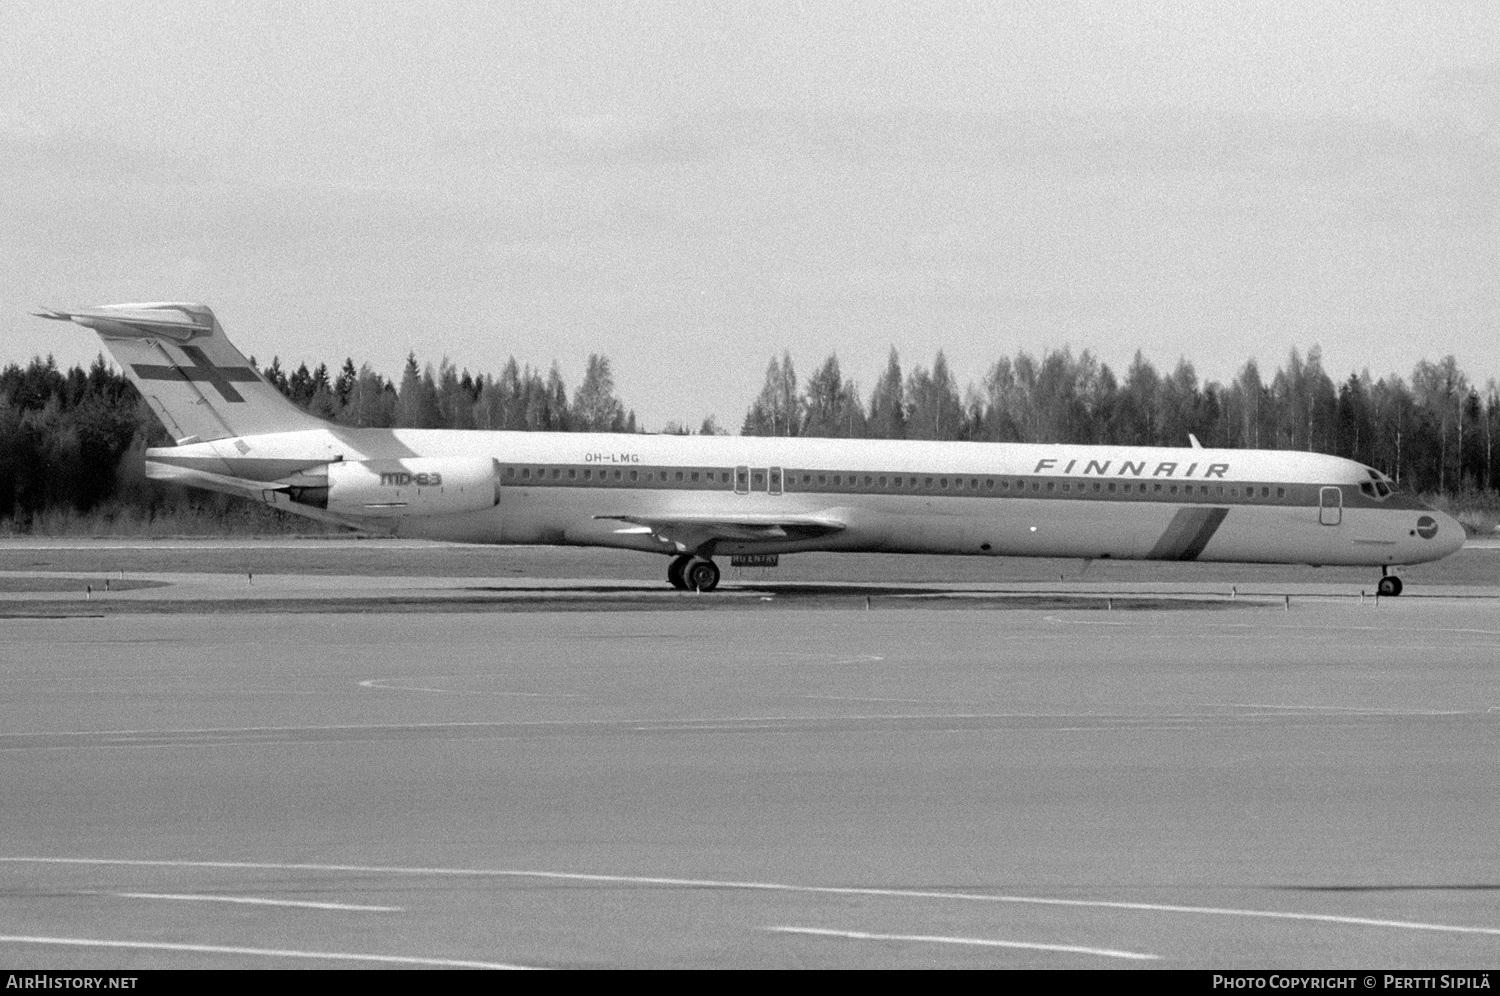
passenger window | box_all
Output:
[1153,483,1162,493]
[940,478,948,489]
[803,474,812,484]
[865,476,873,486]
[550,468,559,479]
[1001,481,1009,490]
[1107,482,1116,492]
[925,477,934,488]
[691,471,700,482]
[752,471,765,488]
[613,469,622,480]
[521,468,531,479]
[879,476,887,487]
[506,467,516,479]
[1169,485,1178,495]
[818,475,826,485]
[1031,482,1039,491]
[568,468,577,480]
[986,479,995,489]
[627,470,636,482]
[1046,482,1055,492]
[1261,486,1270,498]
[1092,482,1100,492]
[1276,487,1285,498]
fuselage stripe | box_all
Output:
[1149,506,1231,560]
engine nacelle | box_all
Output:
[291,457,499,518]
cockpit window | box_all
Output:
[1359,466,1396,500]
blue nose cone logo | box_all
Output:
[1417,515,1438,539]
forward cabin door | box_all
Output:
[1319,486,1342,526]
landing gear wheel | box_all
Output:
[667,554,692,590]
[1377,575,1403,597]
[685,558,721,592]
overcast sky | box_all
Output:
[4,1,1498,429]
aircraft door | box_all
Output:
[735,466,749,495]
[768,466,783,495]
[1319,486,1342,526]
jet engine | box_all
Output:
[287,457,499,518]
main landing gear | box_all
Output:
[1377,566,1403,598]
[667,554,721,592]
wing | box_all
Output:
[594,512,845,553]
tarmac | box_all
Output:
[0,541,1496,968]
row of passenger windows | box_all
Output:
[502,464,1290,500]
[790,473,1284,499]
[507,465,729,484]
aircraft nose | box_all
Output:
[1415,508,1466,559]
[1437,511,1467,557]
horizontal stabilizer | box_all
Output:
[35,301,326,441]
[35,303,216,342]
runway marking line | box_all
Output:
[111,892,403,912]
[358,678,577,697]
[7,857,1500,940]
[767,925,1160,961]
[0,934,530,969]
[1213,703,1478,716]
[0,712,1269,743]
[801,695,941,704]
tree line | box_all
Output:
[2,342,1497,530]
[257,352,640,434]
[744,346,1500,497]
[0,350,640,527]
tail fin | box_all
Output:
[34,303,326,442]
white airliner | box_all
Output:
[37,303,1464,595]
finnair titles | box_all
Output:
[36,303,1463,595]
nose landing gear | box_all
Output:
[1377,567,1403,597]
[667,554,721,592]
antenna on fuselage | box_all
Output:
[1188,434,1203,449]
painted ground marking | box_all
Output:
[767,925,1159,961]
